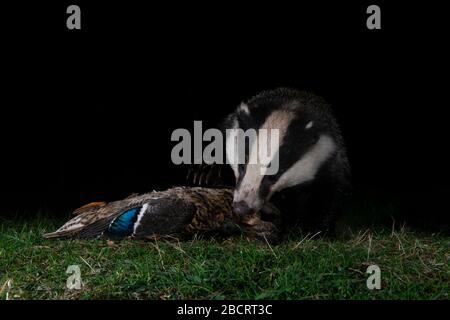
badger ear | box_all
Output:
[220,113,236,132]
[238,103,250,115]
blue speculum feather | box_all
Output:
[108,207,140,236]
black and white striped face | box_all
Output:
[225,94,337,218]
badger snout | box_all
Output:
[233,184,265,221]
[232,201,253,218]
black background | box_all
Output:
[1,2,449,229]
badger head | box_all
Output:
[225,92,337,221]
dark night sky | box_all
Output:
[1,2,449,227]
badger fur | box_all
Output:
[223,88,351,235]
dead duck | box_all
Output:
[43,186,279,242]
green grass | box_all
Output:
[0,214,449,300]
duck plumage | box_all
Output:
[44,186,279,241]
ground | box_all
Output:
[0,215,449,300]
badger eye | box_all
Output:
[260,177,274,199]
[262,175,276,186]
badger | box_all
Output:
[223,88,351,235]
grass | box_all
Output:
[0,214,449,300]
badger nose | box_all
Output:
[233,201,252,218]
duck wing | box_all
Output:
[43,187,236,240]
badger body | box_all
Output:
[224,88,351,234]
